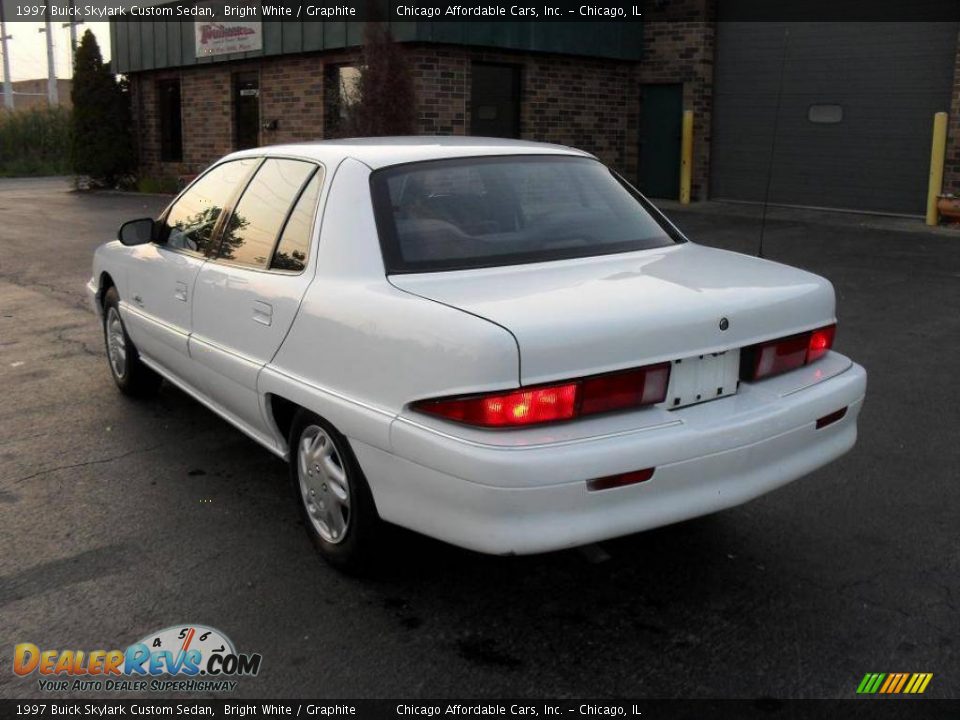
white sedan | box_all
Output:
[88,137,867,570]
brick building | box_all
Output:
[113,4,960,215]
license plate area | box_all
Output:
[662,350,740,410]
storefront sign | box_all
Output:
[194,21,263,57]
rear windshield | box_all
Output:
[370,155,683,273]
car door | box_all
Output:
[122,158,259,385]
[189,158,324,440]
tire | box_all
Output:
[288,409,382,573]
[102,286,162,397]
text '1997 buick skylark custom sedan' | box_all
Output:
[88,137,867,570]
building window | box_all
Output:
[157,79,182,162]
[325,64,361,137]
[471,63,521,139]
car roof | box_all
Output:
[225,136,595,169]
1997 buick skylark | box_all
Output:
[88,138,867,570]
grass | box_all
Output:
[0,107,72,177]
[135,175,179,194]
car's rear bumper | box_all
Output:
[351,357,867,555]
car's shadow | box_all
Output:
[146,381,799,695]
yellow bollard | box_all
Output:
[680,110,694,204]
[926,111,948,226]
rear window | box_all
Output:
[370,155,682,273]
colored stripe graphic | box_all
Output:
[892,673,909,693]
[856,673,882,694]
[857,672,933,694]
[879,674,896,693]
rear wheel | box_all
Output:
[288,410,382,573]
[102,286,161,397]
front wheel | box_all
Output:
[102,286,161,397]
[288,410,382,573]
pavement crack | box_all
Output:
[0,274,90,312]
[9,443,170,485]
[54,327,102,358]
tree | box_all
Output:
[71,30,135,187]
[339,22,417,137]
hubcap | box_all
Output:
[297,425,350,544]
[106,307,127,379]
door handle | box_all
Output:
[174,281,188,303]
[252,301,273,326]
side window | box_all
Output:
[218,159,316,269]
[164,159,257,255]
[271,171,323,272]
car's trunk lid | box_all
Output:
[389,243,836,386]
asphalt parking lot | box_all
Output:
[1,177,958,699]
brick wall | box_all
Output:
[639,0,716,200]
[181,65,234,167]
[510,50,636,178]
[407,45,637,178]
[408,48,469,135]
[943,25,960,197]
[130,53,341,181]
[128,29,714,196]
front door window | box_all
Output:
[162,159,258,255]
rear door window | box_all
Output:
[270,171,323,272]
[217,159,317,269]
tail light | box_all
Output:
[742,324,836,381]
[412,362,671,428]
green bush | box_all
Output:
[0,107,72,177]
[71,29,135,187]
[136,175,179,194]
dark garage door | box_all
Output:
[711,21,958,214]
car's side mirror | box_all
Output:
[117,218,157,246]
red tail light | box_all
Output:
[743,324,836,381]
[413,363,671,428]
[807,325,835,363]
[416,383,579,427]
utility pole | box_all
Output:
[62,0,82,62]
[0,2,13,110]
[40,0,58,107]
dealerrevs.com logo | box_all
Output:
[13,624,262,693]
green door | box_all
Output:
[639,84,683,199]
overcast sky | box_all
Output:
[2,21,111,82]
